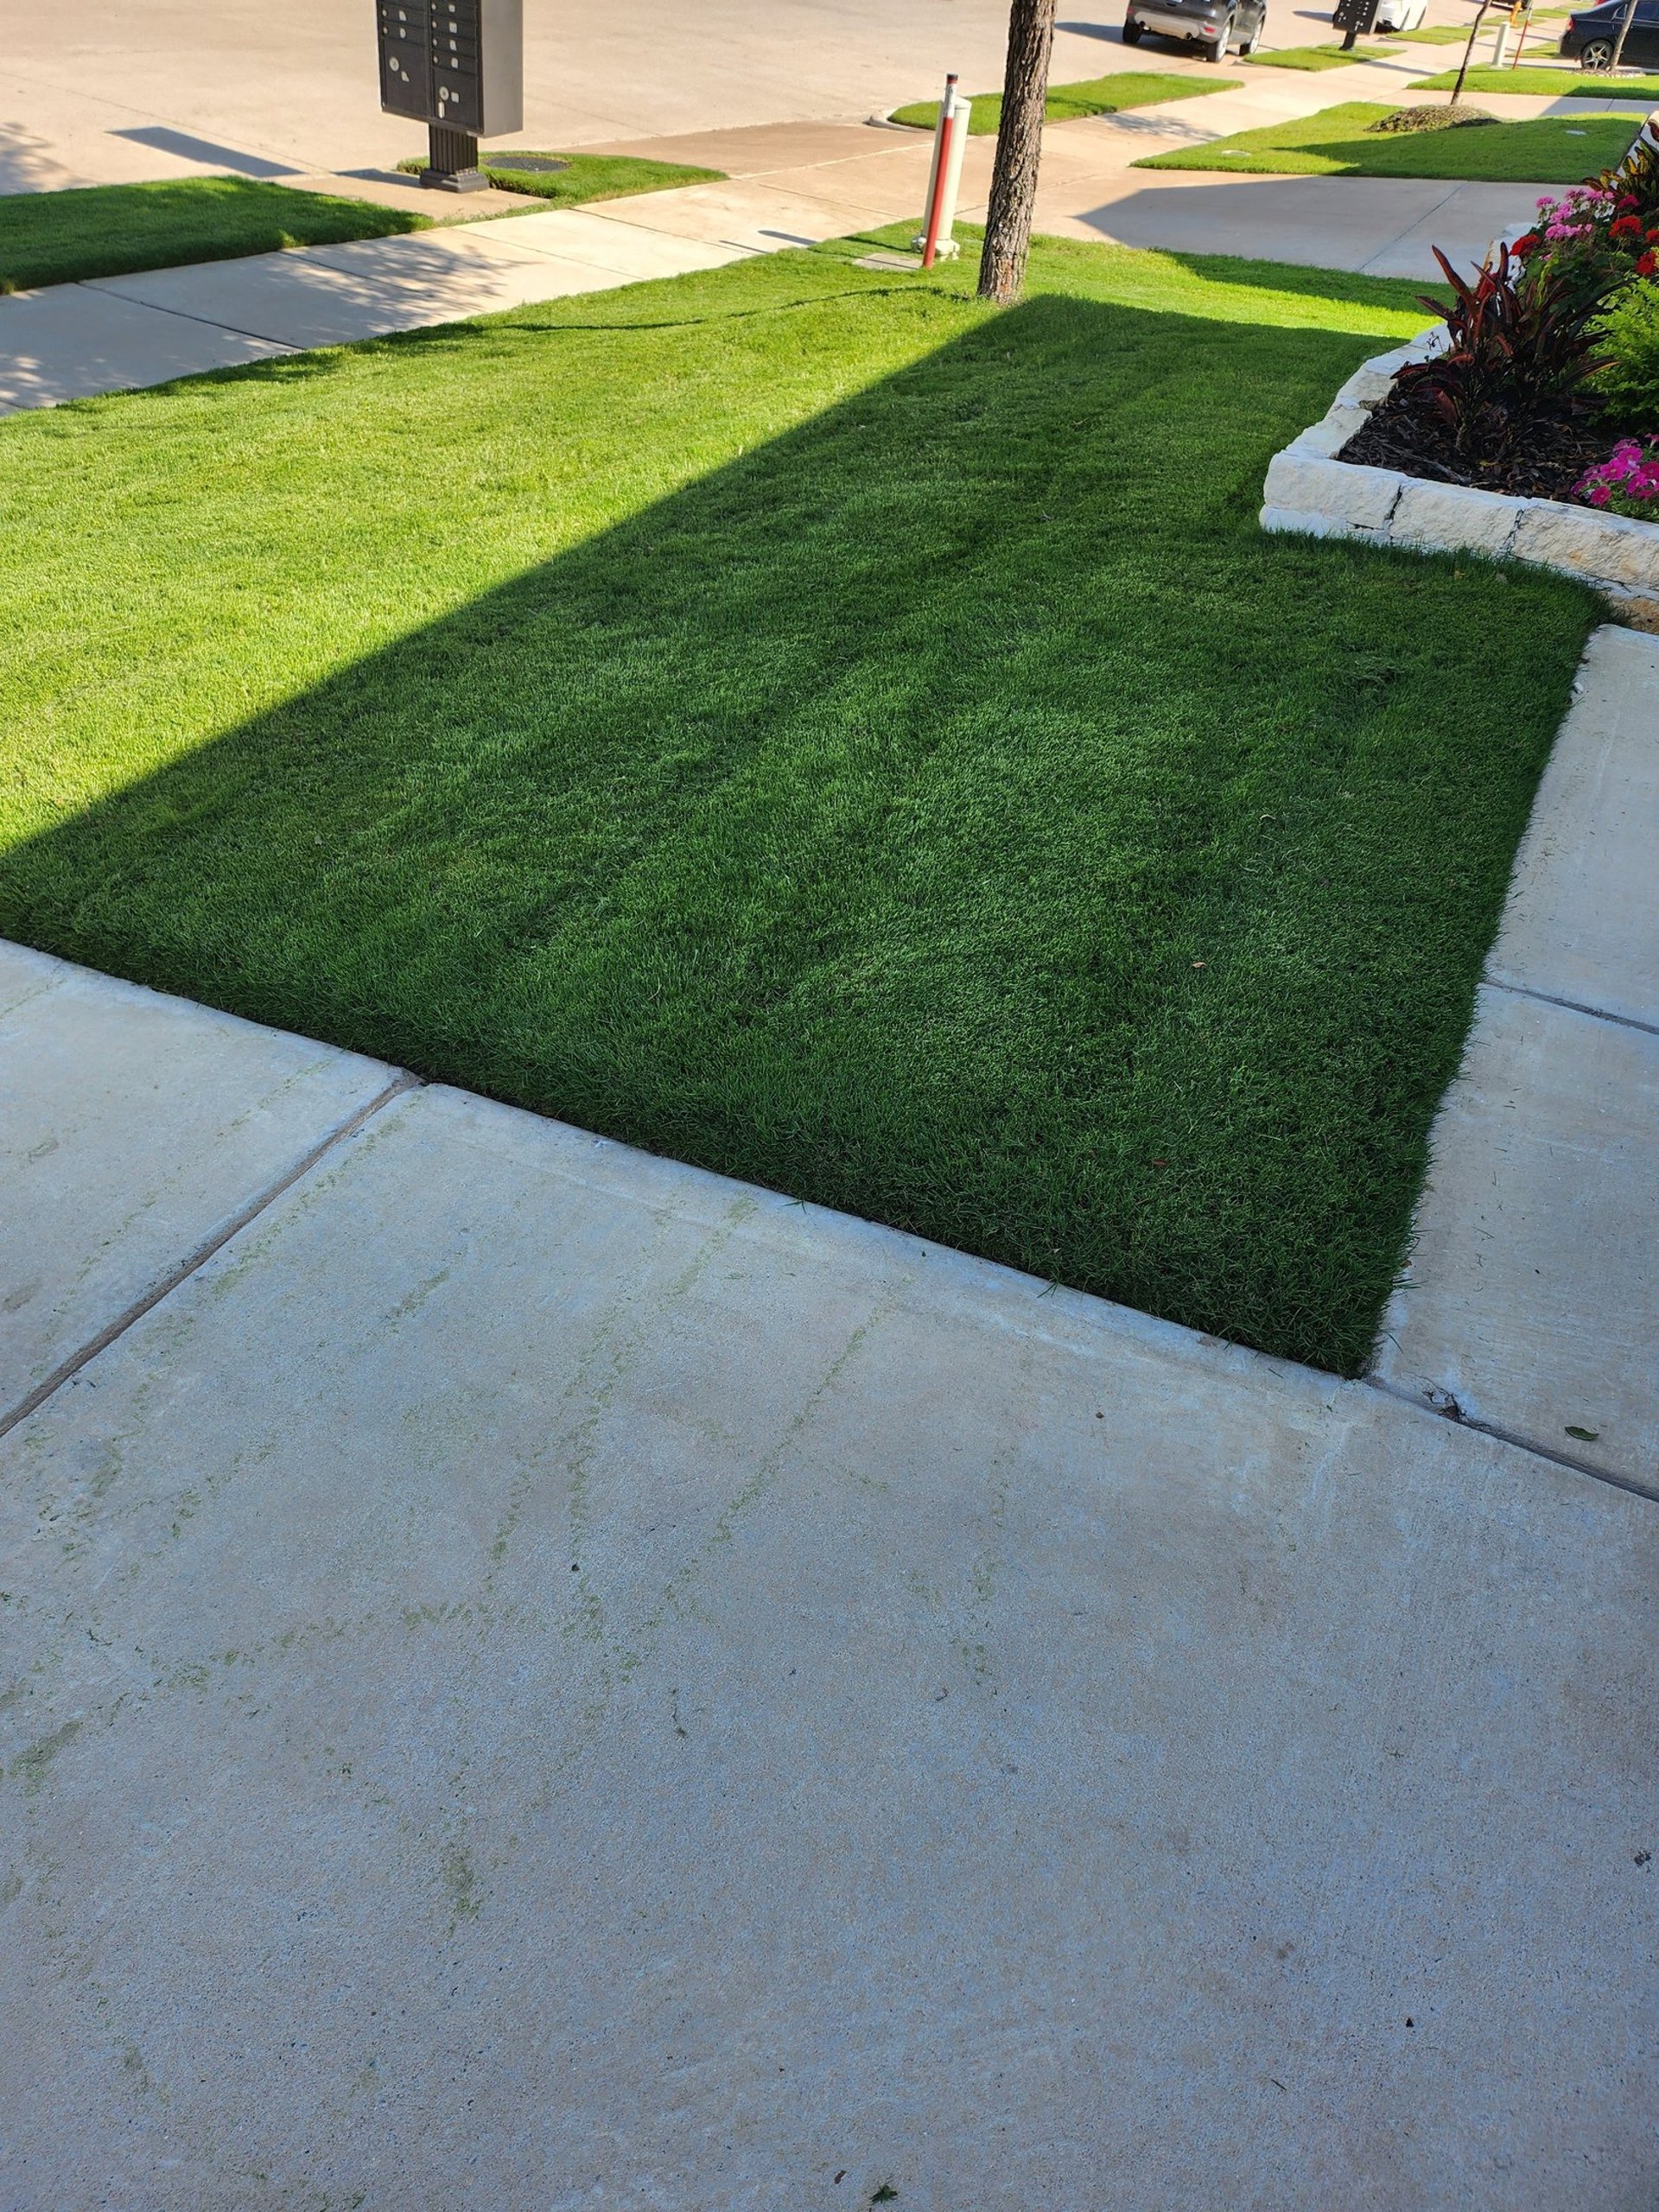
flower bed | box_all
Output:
[1262,118,1659,615]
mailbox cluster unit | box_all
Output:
[376,0,524,186]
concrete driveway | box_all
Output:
[1,0,1517,194]
[0,0,1185,191]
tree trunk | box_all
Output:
[1449,0,1491,105]
[976,0,1059,306]
[1610,0,1639,69]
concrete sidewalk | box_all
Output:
[1375,626,1659,1492]
[7,33,1624,415]
[0,98,1567,414]
[2,627,1656,2205]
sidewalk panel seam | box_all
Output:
[1482,973,1659,1039]
[0,1069,420,1442]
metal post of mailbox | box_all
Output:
[375,0,524,190]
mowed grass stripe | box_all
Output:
[0,234,1595,1370]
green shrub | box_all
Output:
[1592,278,1659,429]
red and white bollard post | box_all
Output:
[915,74,972,267]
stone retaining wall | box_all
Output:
[1261,339,1659,625]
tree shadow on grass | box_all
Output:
[0,285,1592,1370]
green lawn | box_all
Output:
[1246,42,1402,69]
[1137,99,1641,176]
[0,177,428,294]
[1411,62,1659,96]
[889,72,1237,132]
[394,149,724,203]
[0,232,1595,1373]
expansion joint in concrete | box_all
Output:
[1482,973,1659,1041]
[78,278,301,351]
[1361,1373,1659,1509]
[0,1067,420,1441]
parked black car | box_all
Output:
[1122,0,1269,60]
[1558,0,1659,68]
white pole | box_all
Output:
[916,76,957,260]
[937,95,973,255]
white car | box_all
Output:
[1371,0,1428,27]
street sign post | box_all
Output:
[375,0,524,190]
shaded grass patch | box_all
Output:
[0,176,427,293]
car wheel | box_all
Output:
[1239,16,1261,52]
[1579,35,1615,66]
[1122,13,1144,40]
[1206,14,1234,57]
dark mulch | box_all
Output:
[1340,386,1613,500]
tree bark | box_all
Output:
[1609,0,1639,69]
[1449,0,1491,105]
[976,0,1059,306]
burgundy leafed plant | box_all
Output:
[1391,243,1611,461]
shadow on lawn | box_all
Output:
[0,284,1592,1370]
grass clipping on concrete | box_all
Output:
[0,232,1597,1373]
[1137,99,1641,177]
[394,149,724,203]
[0,176,429,293]
[890,72,1238,132]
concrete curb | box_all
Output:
[1370,624,1659,1494]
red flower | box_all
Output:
[1511,230,1541,256]
[1611,215,1643,239]
[1637,250,1659,277]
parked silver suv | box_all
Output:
[1122,0,1269,59]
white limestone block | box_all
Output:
[1512,500,1659,591]
[1259,505,1368,540]
[1262,450,1402,530]
[1389,478,1525,558]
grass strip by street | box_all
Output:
[0,232,1593,1373]
[0,176,428,293]
[889,72,1237,132]
[1136,99,1641,177]
[1246,42,1402,69]
[393,149,724,203]
[1410,63,1659,96]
